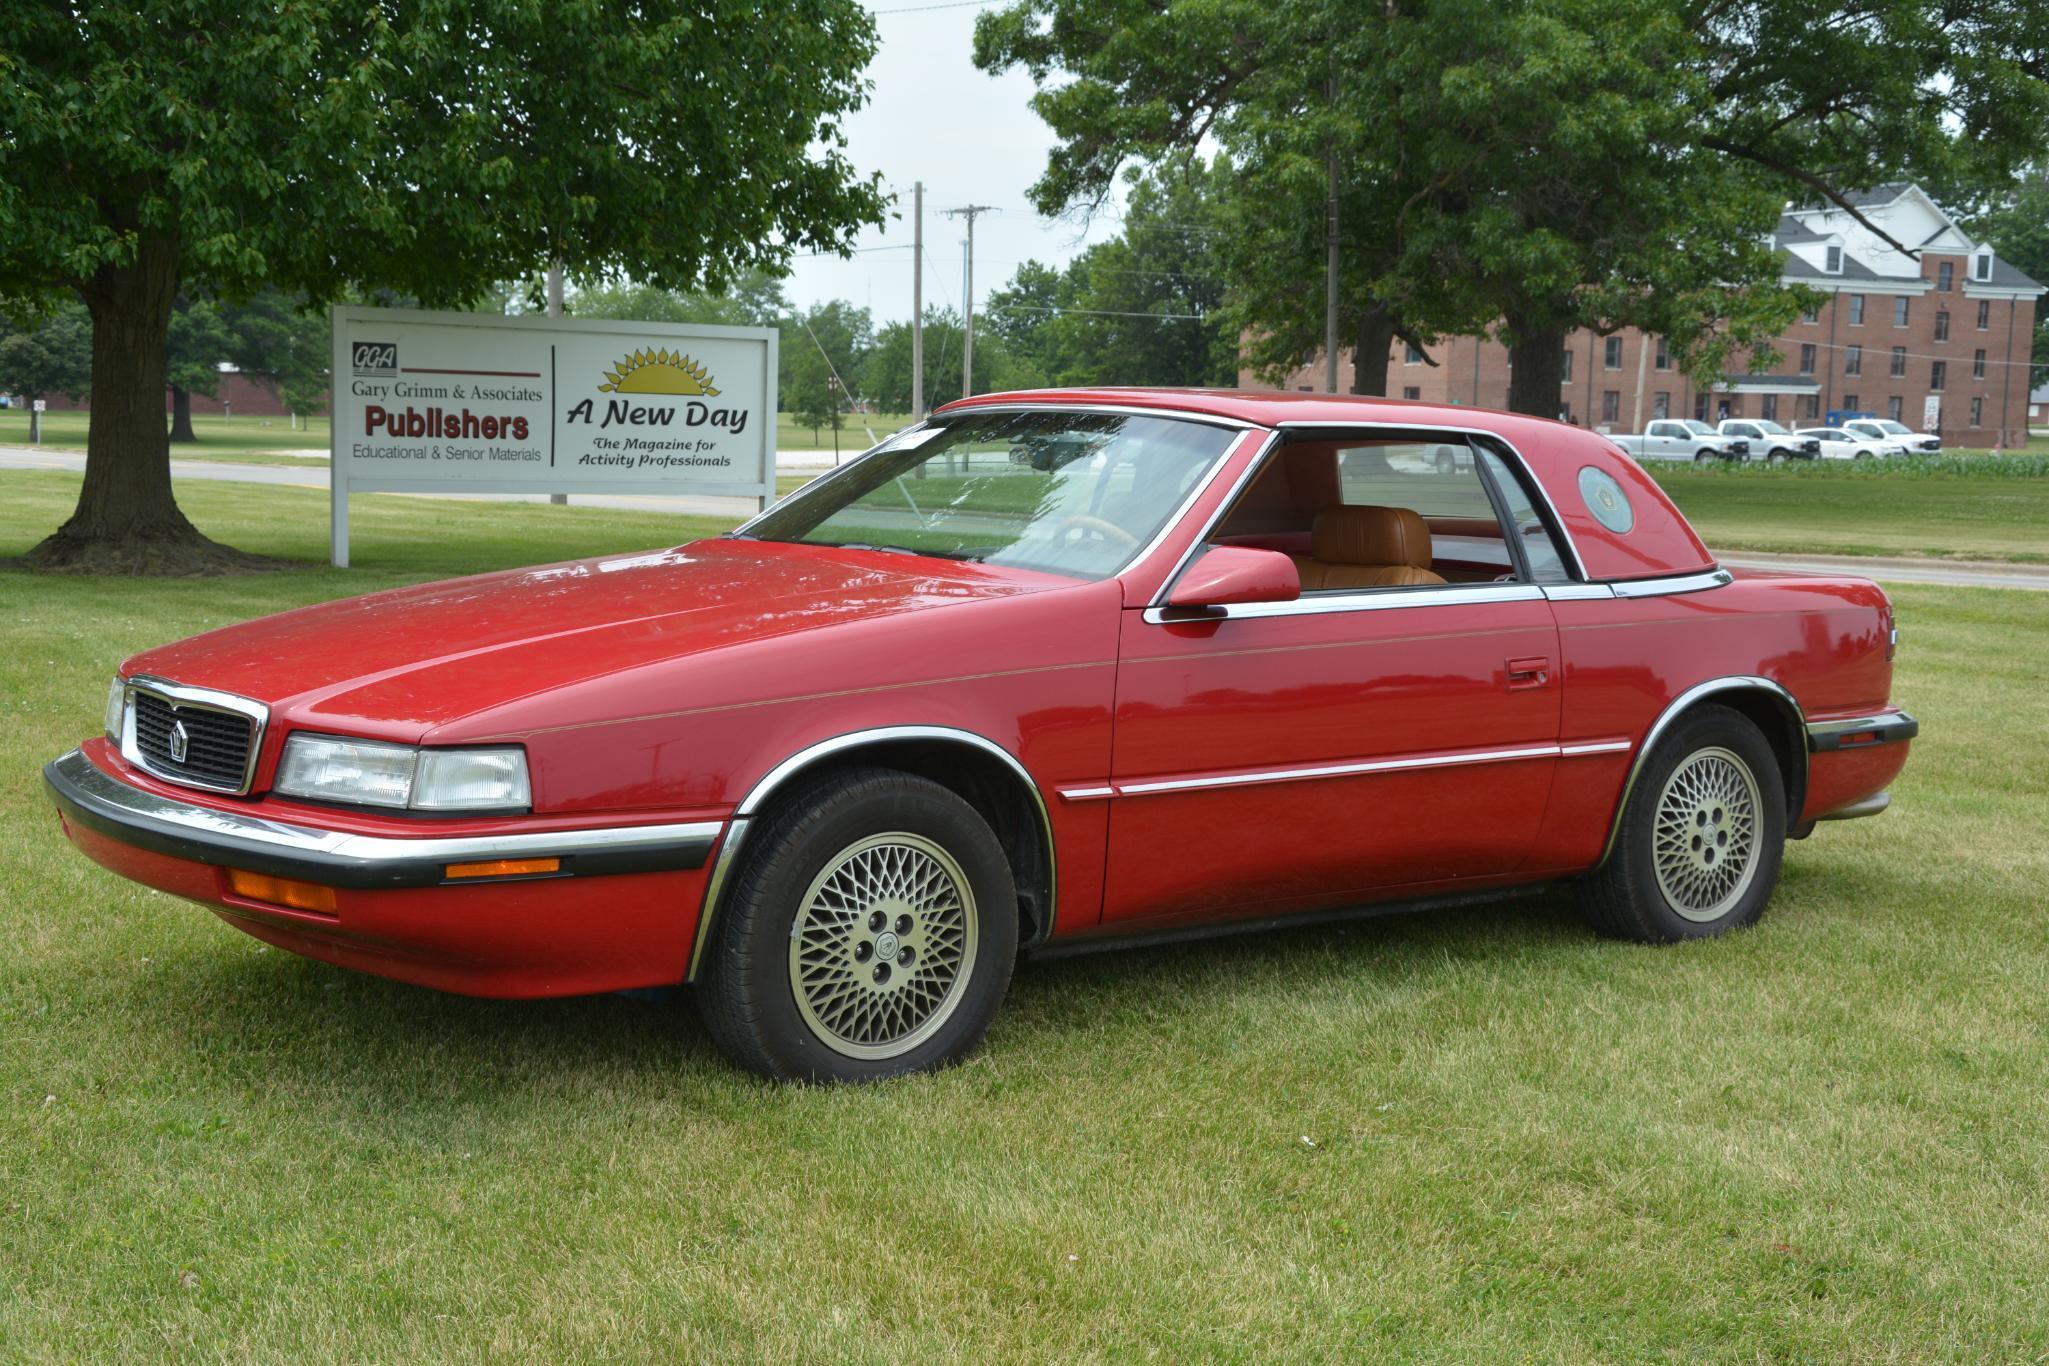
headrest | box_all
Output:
[1311,505,1433,568]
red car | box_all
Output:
[46,390,1917,1082]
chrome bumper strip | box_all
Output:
[45,749,721,889]
[1806,710,1919,752]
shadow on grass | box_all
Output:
[114,884,1592,1107]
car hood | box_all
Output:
[123,539,1071,739]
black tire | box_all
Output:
[1694,449,1716,464]
[1767,447,1788,464]
[1855,450,1873,461]
[1579,705,1787,944]
[695,767,1018,1083]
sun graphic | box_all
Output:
[598,348,720,396]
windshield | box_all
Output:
[1680,420,1715,435]
[1752,420,1791,434]
[1876,420,1911,434]
[741,410,1236,580]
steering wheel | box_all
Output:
[1049,515,1140,549]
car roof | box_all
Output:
[938,387,1716,582]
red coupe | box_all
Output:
[46,390,1917,1082]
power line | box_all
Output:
[871,0,989,14]
[989,304,1210,321]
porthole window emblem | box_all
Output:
[1578,466,1635,534]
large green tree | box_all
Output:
[0,299,94,415]
[1963,168,2049,382]
[977,0,2049,416]
[570,269,792,331]
[0,2,885,572]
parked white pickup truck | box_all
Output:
[1844,417,1940,454]
[1716,419,1823,461]
[1607,419,1748,463]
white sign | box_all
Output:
[328,306,777,566]
[31,399,45,412]
[1922,395,1941,432]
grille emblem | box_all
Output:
[169,718,190,764]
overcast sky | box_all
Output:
[779,1,1129,325]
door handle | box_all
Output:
[1506,656,1551,692]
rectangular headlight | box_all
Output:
[275,736,418,809]
[104,676,127,742]
[273,735,531,812]
[412,748,531,811]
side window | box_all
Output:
[1334,441,1497,519]
[1476,449,1572,583]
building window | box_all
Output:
[1845,344,1862,376]
[1601,390,1620,423]
[1801,304,1820,323]
[1652,391,1670,419]
[1890,346,1907,378]
[1843,394,1859,414]
[1654,337,1670,370]
[1560,348,1573,382]
[1978,299,1992,330]
[1849,294,1866,325]
[1798,343,1816,375]
[1938,261,1954,291]
[1930,360,1947,391]
[1974,252,1993,281]
[1825,245,1843,274]
[1934,310,1950,341]
[1694,393,1710,421]
[1887,395,1904,421]
[1970,396,1984,426]
[1604,337,1622,370]
[1894,297,1910,326]
[1404,344,1424,365]
[1402,385,1421,400]
[1761,394,1779,421]
[1973,349,1987,379]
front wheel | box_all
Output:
[1766,447,1788,464]
[1694,449,1717,464]
[1855,450,1873,461]
[1579,705,1786,943]
[695,768,1018,1082]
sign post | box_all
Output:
[29,398,44,445]
[329,306,777,567]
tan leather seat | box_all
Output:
[1289,505,1446,590]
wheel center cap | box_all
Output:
[874,930,901,959]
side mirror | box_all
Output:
[1164,546,1301,615]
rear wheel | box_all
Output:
[696,768,1018,1083]
[1579,705,1786,943]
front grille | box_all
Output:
[131,688,257,792]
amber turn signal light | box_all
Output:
[444,856,561,880]
[226,868,338,914]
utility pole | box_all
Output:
[911,182,924,420]
[1629,330,1650,433]
[547,262,567,506]
[1324,67,1339,395]
[946,205,997,398]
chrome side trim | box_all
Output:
[1140,581,1545,625]
[936,400,1263,431]
[1609,569,1734,599]
[1596,675,1807,866]
[1543,583,1617,601]
[44,749,720,889]
[1806,710,1919,751]
[1817,790,1890,821]
[1057,738,1625,802]
[1269,421,1592,582]
[119,674,270,797]
[686,724,1058,980]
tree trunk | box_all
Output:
[19,232,268,574]
[1505,317,1570,419]
[1349,304,1396,397]
[168,385,197,443]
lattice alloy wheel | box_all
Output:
[787,832,980,1060]
[1650,745,1763,923]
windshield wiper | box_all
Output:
[820,541,983,562]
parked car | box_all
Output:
[1843,418,1940,454]
[1717,419,1821,462]
[1796,427,1891,461]
[1608,418,1748,463]
[46,389,1917,1083]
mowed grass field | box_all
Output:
[0,408,909,462]
[4,473,2049,1356]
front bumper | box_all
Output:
[45,747,727,997]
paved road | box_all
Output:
[5,446,2044,591]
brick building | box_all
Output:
[40,366,306,418]
[1254,183,2044,448]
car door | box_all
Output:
[1096,434,1567,928]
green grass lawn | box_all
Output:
[1651,452,2049,564]
[5,473,2049,1356]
